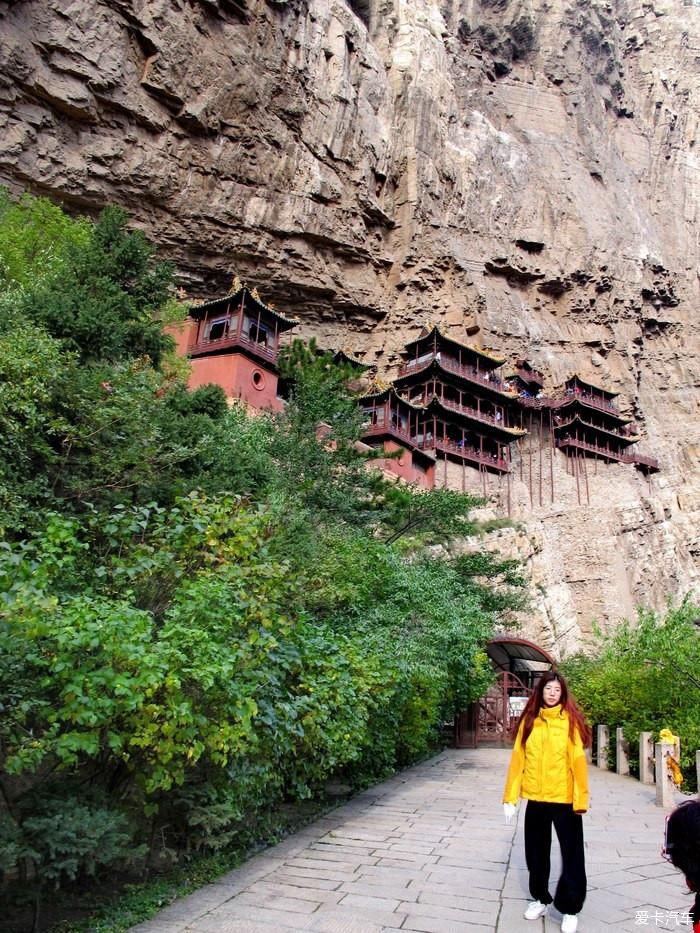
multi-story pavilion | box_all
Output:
[170,283,298,411]
[552,375,658,473]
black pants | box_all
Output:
[524,800,587,915]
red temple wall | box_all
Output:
[188,353,284,412]
[165,320,197,355]
[373,440,434,489]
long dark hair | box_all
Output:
[666,800,700,923]
[518,671,592,748]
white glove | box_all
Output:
[503,803,517,824]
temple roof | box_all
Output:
[190,283,299,329]
[359,384,427,412]
[394,357,519,402]
[332,348,370,370]
[565,374,619,399]
[359,376,393,398]
[401,324,506,367]
[554,413,639,445]
[555,394,632,424]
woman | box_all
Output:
[503,671,591,933]
[664,800,700,932]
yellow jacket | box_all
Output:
[503,705,589,812]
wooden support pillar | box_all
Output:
[528,412,533,506]
[575,449,581,505]
[538,412,543,506]
[549,408,555,504]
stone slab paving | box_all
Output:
[131,748,693,933]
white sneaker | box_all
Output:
[524,900,548,920]
[561,915,578,933]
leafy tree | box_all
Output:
[0,191,534,928]
[563,599,700,785]
[380,485,481,545]
[0,187,90,290]
[5,204,173,365]
[0,322,72,530]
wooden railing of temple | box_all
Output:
[189,330,279,364]
[556,437,659,471]
[556,390,621,417]
[397,354,517,397]
[419,438,510,473]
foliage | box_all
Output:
[0,187,91,290]
[4,203,173,365]
[0,192,529,931]
[563,599,700,787]
[380,485,481,545]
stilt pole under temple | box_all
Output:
[538,411,543,507]
[574,449,581,506]
[507,462,511,517]
[549,408,555,504]
[528,412,533,506]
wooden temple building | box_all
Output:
[360,327,527,490]
[170,288,659,498]
[168,283,298,412]
[552,375,656,471]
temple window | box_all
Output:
[248,321,269,345]
[207,317,228,340]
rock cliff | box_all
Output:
[1,0,698,655]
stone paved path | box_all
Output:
[131,748,691,933]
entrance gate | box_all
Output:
[455,670,531,747]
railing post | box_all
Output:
[639,732,655,784]
[597,725,610,770]
[655,742,677,807]
[696,750,700,799]
[616,727,629,776]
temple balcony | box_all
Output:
[419,438,510,473]
[554,416,638,445]
[556,436,627,462]
[518,395,556,409]
[630,452,660,473]
[189,330,279,365]
[362,421,415,447]
[436,397,524,436]
[397,353,517,397]
[513,364,544,388]
[556,389,621,418]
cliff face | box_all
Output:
[1,0,698,655]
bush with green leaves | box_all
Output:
[563,599,700,788]
[0,191,530,929]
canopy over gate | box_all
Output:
[455,637,556,747]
